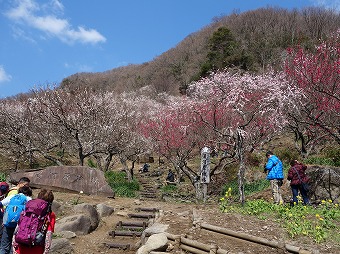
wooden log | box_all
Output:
[201,223,311,254]
[180,244,207,254]
[181,237,211,252]
[135,207,160,212]
[104,242,130,250]
[128,213,155,218]
[108,230,143,237]
[117,221,148,227]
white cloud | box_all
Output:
[312,0,340,11]
[0,66,12,83]
[5,0,106,44]
[64,62,93,72]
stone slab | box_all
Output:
[9,166,114,197]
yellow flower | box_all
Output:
[321,200,326,204]
[328,199,332,203]
[315,214,320,218]
[319,217,324,221]
[289,213,293,217]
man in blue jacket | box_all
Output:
[264,151,284,204]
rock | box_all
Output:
[96,203,114,218]
[307,165,340,203]
[144,223,169,235]
[74,203,99,231]
[55,214,92,235]
[50,238,74,254]
[9,166,114,197]
[55,231,77,239]
[137,233,168,254]
[52,200,62,216]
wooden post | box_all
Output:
[209,244,218,254]
[174,235,181,250]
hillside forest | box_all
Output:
[0,7,339,202]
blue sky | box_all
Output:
[0,0,339,98]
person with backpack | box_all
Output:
[0,186,32,254]
[287,160,310,206]
[13,189,56,254]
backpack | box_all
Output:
[15,199,51,246]
[3,194,27,228]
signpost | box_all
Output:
[200,146,210,201]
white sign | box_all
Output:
[200,147,210,183]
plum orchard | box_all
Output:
[285,29,340,153]
[0,32,338,203]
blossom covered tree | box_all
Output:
[285,30,340,145]
[187,70,301,203]
[140,95,215,198]
[0,98,37,168]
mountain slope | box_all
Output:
[59,7,340,96]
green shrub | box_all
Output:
[219,199,340,243]
[304,157,337,166]
[324,147,340,166]
[275,147,300,164]
[244,179,270,195]
[87,159,97,168]
[161,184,178,194]
[221,178,270,197]
[105,171,140,197]
[0,173,6,182]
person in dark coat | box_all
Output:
[287,160,310,205]
[166,169,175,183]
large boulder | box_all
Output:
[307,165,340,203]
[55,214,92,235]
[73,203,100,231]
[9,166,114,197]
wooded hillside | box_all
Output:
[59,7,340,96]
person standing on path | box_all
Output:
[264,151,284,204]
[287,160,310,206]
[0,186,32,254]
[13,189,56,254]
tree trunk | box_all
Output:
[120,157,133,182]
[103,153,114,172]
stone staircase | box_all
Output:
[135,170,163,200]
[104,207,160,251]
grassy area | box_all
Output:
[105,171,140,198]
[219,188,340,244]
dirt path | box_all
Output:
[52,191,338,254]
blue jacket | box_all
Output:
[265,155,284,180]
